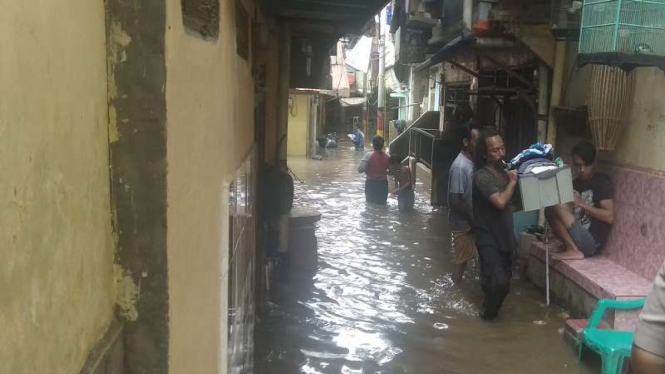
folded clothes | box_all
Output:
[517,157,557,175]
[530,165,558,175]
[509,142,553,169]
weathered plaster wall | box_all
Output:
[603,68,665,171]
[105,0,169,372]
[288,94,311,157]
[262,21,282,165]
[560,47,665,173]
[165,0,256,372]
[0,1,114,373]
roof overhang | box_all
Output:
[261,0,390,41]
[414,32,521,72]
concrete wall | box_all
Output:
[165,0,256,373]
[288,94,311,157]
[105,0,170,371]
[260,19,281,165]
[560,46,665,172]
[0,1,115,373]
[602,68,665,171]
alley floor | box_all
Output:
[256,146,598,374]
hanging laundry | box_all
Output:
[509,142,554,169]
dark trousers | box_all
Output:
[365,179,388,205]
[477,243,513,319]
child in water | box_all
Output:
[389,155,414,212]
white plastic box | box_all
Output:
[518,166,574,212]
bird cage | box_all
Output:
[551,0,583,41]
[579,0,665,70]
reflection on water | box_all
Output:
[256,147,596,374]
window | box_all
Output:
[182,0,219,40]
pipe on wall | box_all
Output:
[463,0,473,30]
[276,22,292,166]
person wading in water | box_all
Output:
[358,136,390,205]
[472,129,518,320]
[448,123,480,283]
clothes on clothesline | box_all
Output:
[509,142,553,170]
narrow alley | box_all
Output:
[257,147,596,374]
[7,0,665,372]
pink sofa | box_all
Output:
[528,163,665,330]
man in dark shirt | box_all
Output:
[546,141,615,260]
[473,129,518,320]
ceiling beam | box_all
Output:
[279,10,361,23]
[286,0,369,10]
[447,58,479,77]
[288,18,357,35]
[479,53,536,90]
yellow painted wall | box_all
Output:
[165,0,256,372]
[288,94,311,157]
[0,1,115,373]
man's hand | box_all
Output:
[573,190,584,207]
[508,170,518,184]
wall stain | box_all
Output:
[113,264,139,321]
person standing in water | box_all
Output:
[448,124,480,283]
[358,136,390,205]
[389,154,414,212]
[472,129,518,320]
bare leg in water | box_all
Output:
[452,262,467,284]
[545,204,585,260]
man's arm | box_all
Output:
[358,152,371,173]
[488,170,518,210]
[450,193,473,225]
[575,193,615,224]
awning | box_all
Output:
[340,97,367,107]
[414,32,519,72]
[414,32,476,72]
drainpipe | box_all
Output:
[539,42,566,227]
[547,41,566,149]
[537,64,550,143]
[363,70,369,141]
[408,67,418,122]
[377,9,387,138]
[276,22,292,255]
[310,96,318,159]
[537,63,550,227]
[276,22,292,167]
[463,0,473,30]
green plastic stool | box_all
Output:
[578,298,646,374]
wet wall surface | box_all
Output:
[256,147,597,374]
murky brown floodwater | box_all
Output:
[256,147,597,374]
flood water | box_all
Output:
[256,147,597,374]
